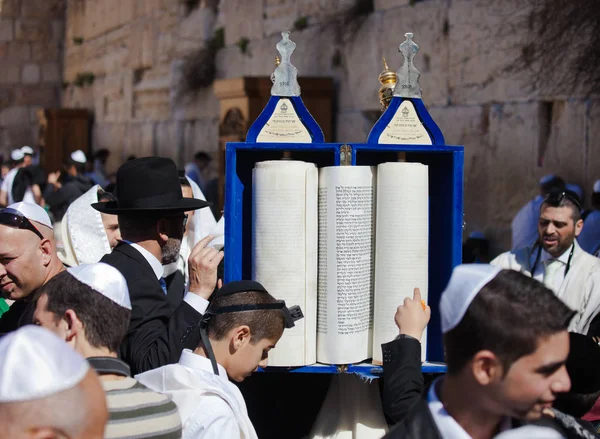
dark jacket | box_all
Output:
[382,336,424,423]
[44,175,93,221]
[382,398,442,439]
[0,299,34,335]
[164,269,185,312]
[100,243,202,375]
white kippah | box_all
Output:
[68,263,131,310]
[10,149,24,161]
[0,325,90,403]
[594,179,600,194]
[20,146,33,155]
[494,426,564,439]
[440,264,502,333]
[7,202,53,229]
[70,150,87,164]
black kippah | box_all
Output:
[214,280,268,299]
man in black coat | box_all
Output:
[383,265,574,439]
[93,157,223,374]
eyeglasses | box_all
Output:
[0,208,44,240]
[544,190,583,212]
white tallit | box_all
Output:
[59,185,111,267]
[136,350,257,439]
[309,374,388,439]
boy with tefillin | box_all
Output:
[137,280,303,439]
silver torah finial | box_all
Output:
[270,31,301,97]
[393,32,422,99]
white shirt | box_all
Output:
[428,378,511,438]
[124,242,209,315]
[0,168,35,205]
[135,350,258,439]
[530,246,572,293]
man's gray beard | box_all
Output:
[162,237,182,265]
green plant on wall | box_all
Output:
[236,37,250,55]
[73,72,95,87]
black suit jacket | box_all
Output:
[0,299,34,335]
[100,243,202,375]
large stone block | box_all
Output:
[448,0,534,105]
[0,0,19,19]
[176,5,216,57]
[0,20,14,42]
[379,0,449,107]
[537,100,586,186]
[15,20,53,42]
[129,22,154,69]
[0,41,31,61]
[14,86,58,106]
[22,63,41,84]
[183,117,219,164]
[335,111,372,143]
[42,62,62,83]
[221,0,264,46]
[31,40,62,62]
[125,122,154,160]
[153,120,178,159]
[21,0,65,20]
[263,0,297,37]
[0,64,20,84]
[0,89,14,109]
[336,13,385,112]
[0,106,30,127]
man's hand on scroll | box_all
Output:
[394,288,431,341]
[188,235,225,300]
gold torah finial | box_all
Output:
[275,56,281,67]
[378,56,398,111]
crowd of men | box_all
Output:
[2,148,600,438]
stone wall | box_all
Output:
[59,0,599,253]
[0,0,65,159]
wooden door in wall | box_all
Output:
[37,109,91,173]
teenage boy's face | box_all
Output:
[493,330,571,420]
[229,335,279,382]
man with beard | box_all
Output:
[0,202,65,333]
[492,190,600,334]
[93,157,223,374]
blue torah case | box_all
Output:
[224,91,463,376]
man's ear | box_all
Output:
[63,309,84,343]
[231,325,251,352]
[471,350,504,386]
[39,239,53,267]
[156,218,169,245]
[575,218,584,237]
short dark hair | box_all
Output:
[553,389,600,418]
[444,270,575,375]
[591,192,600,210]
[194,152,211,162]
[35,271,131,352]
[206,290,285,344]
[97,190,117,204]
[541,189,583,222]
[540,176,566,195]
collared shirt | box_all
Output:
[136,349,258,439]
[122,241,209,315]
[427,377,511,438]
[531,246,572,293]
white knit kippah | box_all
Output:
[20,146,34,155]
[10,149,24,161]
[7,202,53,229]
[0,325,89,402]
[67,263,131,310]
[440,264,502,333]
[70,150,87,164]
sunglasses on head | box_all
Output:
[0,208,44,240]
[544,190,583,212]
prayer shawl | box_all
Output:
[136,351,257,439]
[59,185,111,266]
[491,240,600,334]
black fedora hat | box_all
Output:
[566,332,600,394]
[92,157,211,214]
